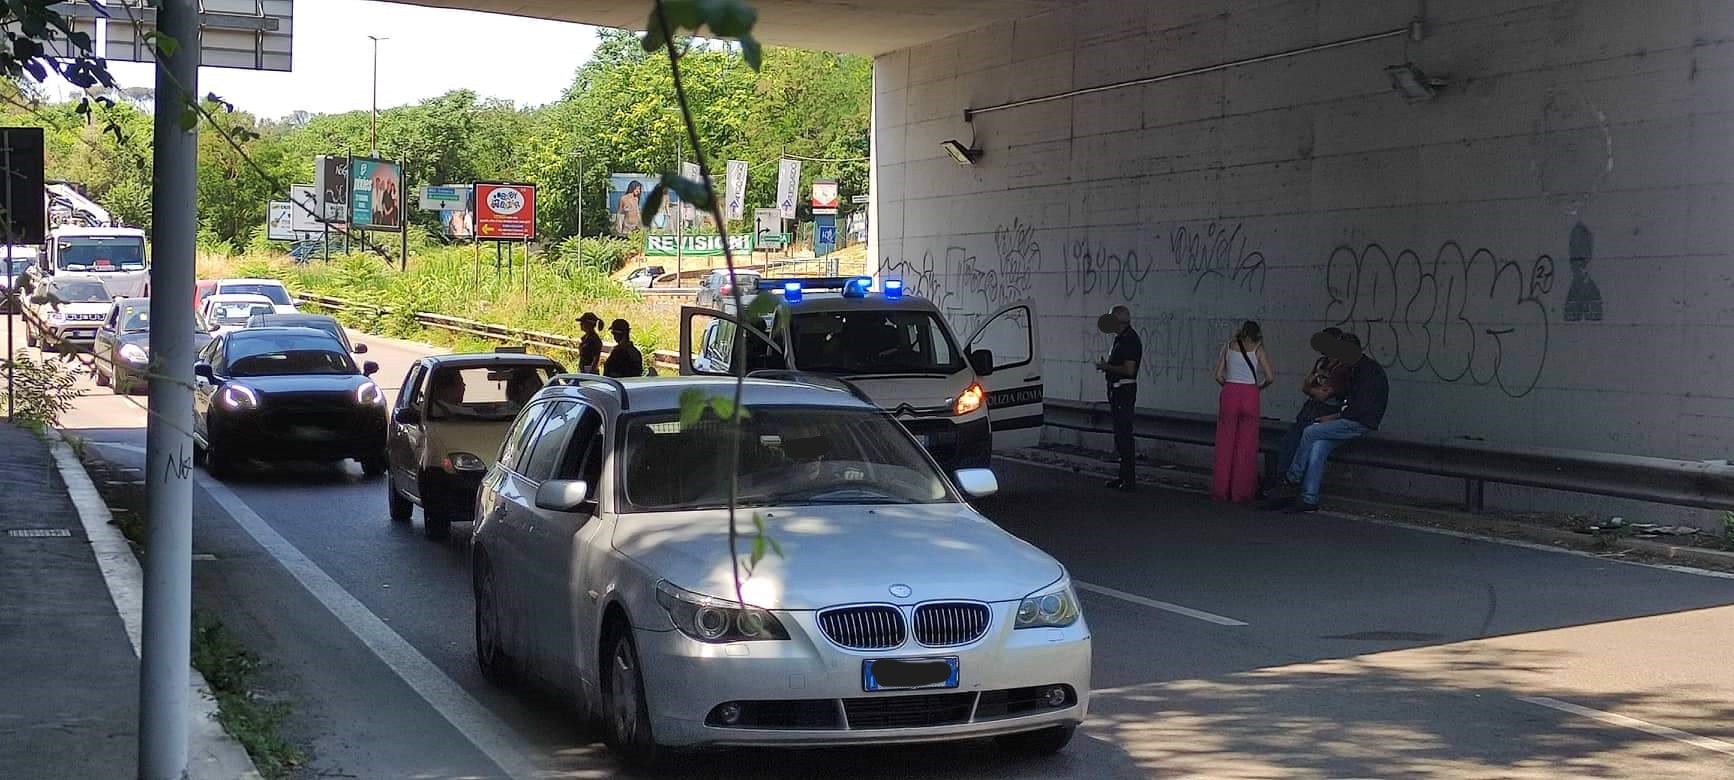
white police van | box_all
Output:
[679,276,1041,469]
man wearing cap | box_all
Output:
[1095,305,1141,491]
[1264,331,1388,512]
[603,318,645,378]
[577,312,603,374]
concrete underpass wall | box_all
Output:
[870,0,1734,494]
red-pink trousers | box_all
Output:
[1212,382,1261,503]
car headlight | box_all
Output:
[217,384,259,411]
[354,381,385,405]
[953,381,986,416]
[655,581,790,643]
[1014,579,1081,629]
[118,343,148,364]
[441,452,487,474]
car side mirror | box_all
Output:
[535,479,591,512]
[393,407,421,425]
[969,349,995,377]
[954,468,998,498]
[363,360,380,376]
[353,343,368,354]
[193,362,214,382]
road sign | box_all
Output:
[418,185,469,211]
[810,179,839,210]
[0,127,46,244]
[850,194,870,204]
[61,0,296,71]
[474,183,537,240]
[776,158,801,220]
[818,225,837,245]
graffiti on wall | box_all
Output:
[1324,241,1555,398]
[882,220,1046,336]
[1563,221,1602,322]
[1168,221,1267,296]
[1063,239,1155,301]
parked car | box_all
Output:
[246,312,367,355]
[1,246,40,314]
[194,279,220,312]
[471,375,1090,766]
[385,350,565,539]
[213,278,297,313]
[695,268,761,309]
[623,266,666,289]
[92,297,215,394]
[24,275,112,352]
[201,293,278,336]
[193,327,386,479]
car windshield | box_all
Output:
[620,406,953,511]
[121,306,150,332]
[227,334,357,376]
[220,283,291,306]
[421,365,559,420]
[56,235,146,271]
[4,258,31,276]
[49,278,110,302]
[789,310,963,375]
[211,302,275,325]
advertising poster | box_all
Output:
[724,159,748,222]
[474,183,537,240]
[315,155,349,225]
[607,173,678,235]
[420,186,474,239]
[776,158,801,220]
[350,157,403,231]
[810,178,839,211]
[288,184,326,232]
[266,201,295,241]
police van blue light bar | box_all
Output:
[782,280,803,303]
[843,276,873,298]
[884,279,904,300]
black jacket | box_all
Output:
[1341,358,1389,430]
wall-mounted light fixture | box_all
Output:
[940,139,981,166]
[1385,62,1446,102]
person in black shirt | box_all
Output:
[1263,326,1347,499]
[1095,305,1141,491]
[603,318,644,378]
[1263,331,1388,513]
[577,312,603,374]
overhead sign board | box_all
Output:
[474,183,537,240]
[57,0,295,72]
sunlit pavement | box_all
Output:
[19,312,1734,779]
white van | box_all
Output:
[679,276,1042,469]
[46,226,150,298]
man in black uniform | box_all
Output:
[1095,305,1141,491]
[576,312,603,374]
[603,318,645,378]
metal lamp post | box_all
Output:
[368,35,388,156]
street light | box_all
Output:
[573,149,584,267]
[368,35,389,156]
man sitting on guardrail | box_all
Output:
[1263,332,1387,513]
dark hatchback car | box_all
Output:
[194,327,388,479]
[93,297,215,395]
[247,312,369,355]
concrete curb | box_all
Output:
[1003,448,1734,578]
[47,431,265,780]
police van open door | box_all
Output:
[678,306,784,376]
[964,301,1043,449]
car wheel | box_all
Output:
[360,456,387,479]
[94,365,111,387]
[602,621,663,768]
[996,724,1077,757]
[112,367,133,395]
[204,435,232,480]
[387,473,412,522]
[423,508,452,541]
[473,552,515,686]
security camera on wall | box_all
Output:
[940,139,981,166]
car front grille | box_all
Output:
[912,602,990,647]
[842,692,975,729]
[705,685,1077,732]
[817,605,905,650]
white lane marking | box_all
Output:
[999,454,1734,581]
[1517,696,1734,757]
[1074,580,1249,626]
[196,474,542,780]
[92,441,146,454]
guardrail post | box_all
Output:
[1464,478,1485,512]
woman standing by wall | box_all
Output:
[1212,321,1276,503]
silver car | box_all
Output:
[471,375,1090,766]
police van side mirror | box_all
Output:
[969,349,995,377]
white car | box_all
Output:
[214,278,298,314]
[25,275,113,351]
[1,246,38,313]
[471,375,1090,766]
[201,293,278,335]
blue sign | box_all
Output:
[818,225,838,244]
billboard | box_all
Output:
[420,186,474,239]
[608,173,677,236]
[474,183,537,240]
[315,155,348,225]
[810,178,839,210]
[724,159,748,222]
[350,157,403,230]
[0,127,45,244]
[644,233,755,257]
[266,201,295,241]
[288,184,330,232]
[776,158,801,220]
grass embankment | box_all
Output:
[198,246,682,362]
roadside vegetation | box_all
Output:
[190,611,306,779]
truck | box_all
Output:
[42,225,150,299]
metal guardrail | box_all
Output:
[1044,399,1734,513]
[295,293,682,373]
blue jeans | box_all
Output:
[1284,419,1370,504]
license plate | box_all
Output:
[288,425,334,439]
[862,657,959,692]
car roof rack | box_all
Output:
[547,373,630,410]
[745,370,874,404]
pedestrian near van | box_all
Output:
[1262,326,1349,499]
[1211,320,1275,503]
[1263,331,1388,513]
[577,312,603,374]
[603,318,645,378]
[1095,305,1141,492]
